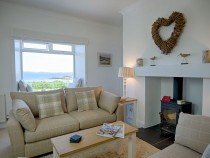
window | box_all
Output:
[14,40,85,91]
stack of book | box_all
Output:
[177,100,186,105]
[96,123,124,138]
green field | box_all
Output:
[27,80,68,91]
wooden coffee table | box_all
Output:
[51,121,138,158]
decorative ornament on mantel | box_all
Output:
[178,53,191,64]
[151,11,186,55]
[150,56,157,66]
[203,50,210,63]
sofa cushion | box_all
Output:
[75,90,98,112]
[12,99,36,132]
[69,108,116,129]
[10,89,67,117]
[149,143,201,158]
[26,84,33,92]
[18,80,27,91]
[65,86,102,112]
[202,144,210,158]
[175,112,210,154]
[98,91,120,114]
[25,113,79,143]
[36,93,64,119]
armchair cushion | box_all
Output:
[75,90,98,112]
[175,112,210,154]
[36,93,64,119]
[98,91,120,114]
[12,99,36,132]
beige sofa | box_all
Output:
[7,86,123,158]
[149,112,210,158]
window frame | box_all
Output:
[19,40,76,84]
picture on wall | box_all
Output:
[98,52,112,67]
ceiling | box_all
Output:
[0,0,139,27]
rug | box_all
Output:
[39,138,160,158]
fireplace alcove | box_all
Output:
[159,77,192,134]
[131,64,207,128]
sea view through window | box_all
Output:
[15,40,75,91]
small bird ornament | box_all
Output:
[150,56,157,66]
[178,53,191,64]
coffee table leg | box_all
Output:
[53,146,60,158]
[116,139,123,156]
[128,133,136,158]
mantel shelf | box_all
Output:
[134,63,210,78]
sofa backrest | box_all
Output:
[10,89,67,117]
[64,86,102,112]
[175,112,210,154]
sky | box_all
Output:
[22,52,73,72]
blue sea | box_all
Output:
[23,72,73,81]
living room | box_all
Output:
[0,0,210,158]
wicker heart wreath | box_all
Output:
[151,12,186,55]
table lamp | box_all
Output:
[118,67,134,98]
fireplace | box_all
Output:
[160,100,192,134]
[160,77,192,134]
[133,65,208,128]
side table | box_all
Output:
[119,98,137,127]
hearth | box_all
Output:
[160,77,192,135]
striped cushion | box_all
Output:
[10,89,67,117]
[36,93,64,119]
[75,90,98,112]
[64,86,102,112]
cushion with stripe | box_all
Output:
[36,93,64,119]
[64,86,102,112]
[10,89,67,117]
[75,90,98,112]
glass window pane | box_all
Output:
[52,44,72,52]
[22,52,73,91]
[23,42,48,50]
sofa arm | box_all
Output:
[7,111,25,157]
[115,103,124,121]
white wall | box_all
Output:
[0,2,123,115]
[123,0,210,67]
[122,0,210,127]
[183,78,203,115]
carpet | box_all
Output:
[39,138,160,158]
[0,128,159,158]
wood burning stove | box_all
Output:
[160,77,192,135]
[160,100,192,134]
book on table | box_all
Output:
[96,123,124,138]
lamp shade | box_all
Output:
[118,67,134,78]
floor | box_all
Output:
[0,123,172,158]
[136,124,174,150]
